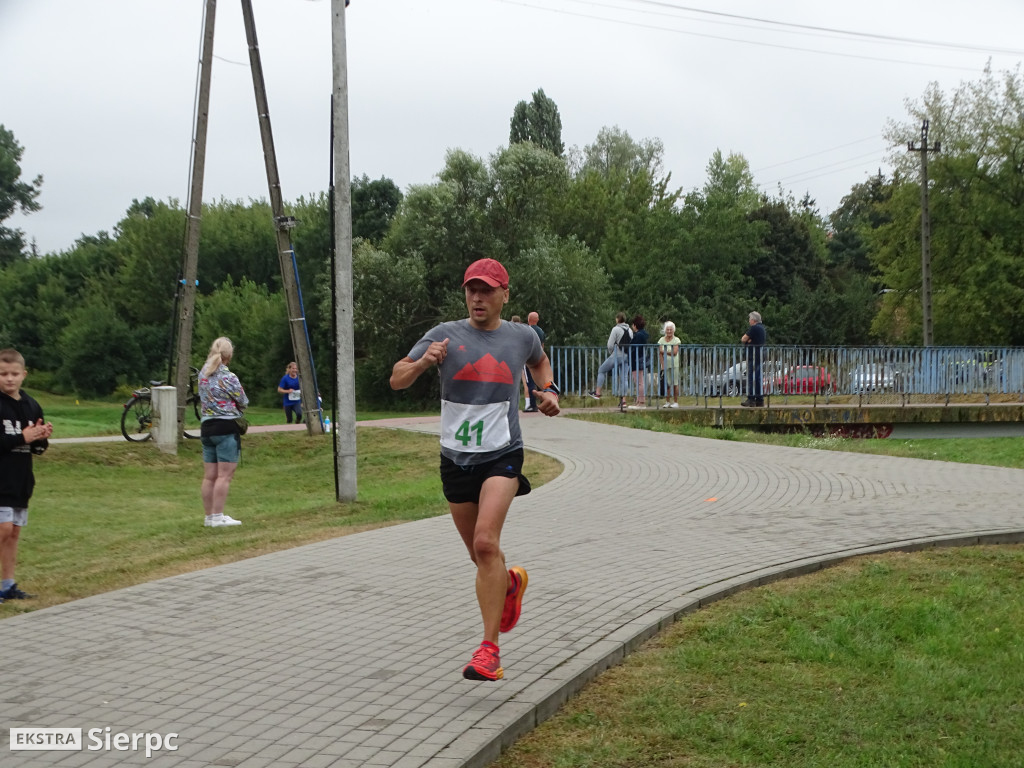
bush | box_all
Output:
[57,297,144,398]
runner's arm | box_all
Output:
[526,353,560,416]
[390,338,449,390]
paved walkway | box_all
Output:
[5,416,1024,767]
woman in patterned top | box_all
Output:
[198,337,249,528]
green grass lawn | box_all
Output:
[32,391,441,439]
[493,545,1024,768]
[569,410,1024,470]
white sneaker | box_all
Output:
[670,402,679,408]
[660,402,672,409]
[206,514,242,527]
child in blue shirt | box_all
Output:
[277,362,302,424]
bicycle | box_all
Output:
[121,367,201,442]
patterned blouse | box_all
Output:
[199,364,249,420]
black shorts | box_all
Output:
[439,448,532,504]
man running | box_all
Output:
[390,258,560,681]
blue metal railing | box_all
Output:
[548,345,1024,405]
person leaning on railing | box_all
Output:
[628,315,650,409]
[588,312,633,405]
[658,321,682,408]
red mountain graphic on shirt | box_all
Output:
[453,354,514,384]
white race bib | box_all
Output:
[289,389,301,401]
[440,400,511,453]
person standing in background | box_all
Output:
[277,361,302,424]
[0,348,53,602]
[658,321,682,408]
[627,315,649,409]
[741,311,767,407]
[510,317,530,411]
[587,312,632,406]
[523,312,546,412]
[199,337,249,527]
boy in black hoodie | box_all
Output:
[0,348,52,602]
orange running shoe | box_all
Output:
[500,566,528,633]
[462,641,503,681]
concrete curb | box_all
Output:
[7,415,1024,767]
[444,528,1024,768]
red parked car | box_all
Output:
[777,366,834,395]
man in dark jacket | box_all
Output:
[741,311,767,407]
[523,312,546,412]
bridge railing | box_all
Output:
[547,345,1024,405]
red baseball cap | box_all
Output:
[462,258,509,289]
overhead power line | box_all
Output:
[753,137,881,173]
[617,0,1024,56]
[763,154,889,188]
[497,0,1024,69]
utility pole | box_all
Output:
[331,0,357,501]
[175,0,217,436]
[908,119,940,347]
[240,0,323,435]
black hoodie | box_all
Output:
[0,390,48,508]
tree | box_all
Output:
[660,151,766,343]
[488,142,568,261]
[0,232,120,375]
[872,64,1024,344]
[701,149,760,213]
[57,293,144,397]
[557,126,677,292]
[0,125,43,266]
[745,198,827,307]
[198,199,279,291]
[385,149,497,307]
[505,234,612,347]
[351,174,402,243]
[509,88,565,157]
[828,171,894,277]
[341,241,432,406]
[194,279,290,407]
[572,125,664,182]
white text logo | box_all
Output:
[9,728,179,758]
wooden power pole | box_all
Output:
[331,0,357,501]
[240,0,323,435]
[174,0,217,436]
[908,119,940,347]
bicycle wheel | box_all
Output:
[183,394,202,439]
[121,394,153,442]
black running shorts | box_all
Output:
[439,448,532,504]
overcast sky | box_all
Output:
[3,0,1023,255]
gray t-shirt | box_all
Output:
[408,319,544,466]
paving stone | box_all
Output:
[8,416,1024,766]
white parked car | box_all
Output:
[703,360,780,397]
[703,362,747,396]
[850,363,899,392]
